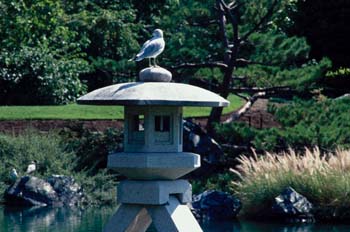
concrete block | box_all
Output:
[148,196,203,232]
[117,180,192,205]
[104,205,151,232]
[108,152,200,180]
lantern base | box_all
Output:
[104,196,202,232]
[104,180,202,232]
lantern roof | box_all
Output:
[77,82,229,107]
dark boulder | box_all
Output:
[183,119,223,176]
[4,175,84,207]
[271,187,314,222]
[47,175,85,206]
[191,190,241,220]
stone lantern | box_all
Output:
[78,67,229,232]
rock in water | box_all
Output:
[47,175,84,207]
[272,187,314,222]
[4,175,84,207]
[191,190,241,220]
[5,176,58,206]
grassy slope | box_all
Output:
[0,95,243,120]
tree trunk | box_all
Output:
[207,0,239,133]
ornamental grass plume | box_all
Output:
[231,147,350,217]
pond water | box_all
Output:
[2,205,350,232]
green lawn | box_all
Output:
[0,95,243,120]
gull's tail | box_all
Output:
[129,54,144,62]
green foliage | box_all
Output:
[0,0,335,104]
[157,1,225,81]
[216,98,350,152]
[0,0,91,105]
[0,130,117,205]
[191,172,236,195]
[152,0,332,97]
[0,130,75,178]
[248,31,310,67]
[59,126,124,204]
[64,0,140,84]
[0,45,90,104]
[0,130,76,199]
[235,58,331,90]
[62,126,123,175]
[74,169,117,205]
[326,67,350,79]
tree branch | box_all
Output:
[217,0,239,93]
[170,62,228,70]
[236,58,274,67]
[225,91,266,123]
[225,85,303,123]
[188,20,219,27]
[228,1,244,10]
[216,0,230,49]
[230,86,292,94]
[240,0,279,42]
[232,75,247,81]
[219,0,239,30]
[232,92,249,101]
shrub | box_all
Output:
[191,172,236,195]
[0,130,75,200]
[231,148,350,219]
[0,130,76,179]
[0,45,90,105]
[0,130,117,205]
[215,98,350,153]
[61,126,123,175]
[0,0,91,105]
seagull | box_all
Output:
[26,161,36,174]
[130,29,165,67]
[10,168,18,182]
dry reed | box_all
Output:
[231,147,350,216]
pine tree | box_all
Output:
[156,0,331,130]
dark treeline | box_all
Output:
[0,1,348,118]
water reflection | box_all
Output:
[1,206,115,232]
[199,218,350,232]
[232,220,350,232]
[2,206,350,232]
[200,219,242,232]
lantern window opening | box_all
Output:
[133,114,145,131]
[155,115,170,132]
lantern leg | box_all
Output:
[148,196,203,232]
[104,205,152,232]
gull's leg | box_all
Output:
[154,58,158,67]
[148,58,151,67]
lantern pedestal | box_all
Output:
[104,180,202,232]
